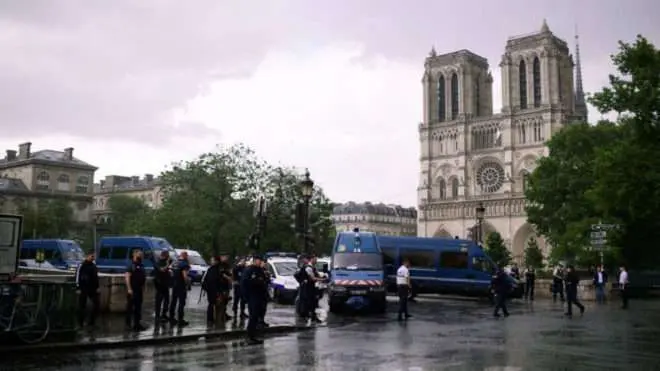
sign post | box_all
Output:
[590,222,619,267]
[0,214,23,281]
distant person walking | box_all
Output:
[153,251,172,322]
[76,252,100,328]
[524,266,536,301]
[564,265,585,317]
[492,268,511,318]
[396,258,412,321]
[619,265,629,309]
[592,265,608,304]
[552,265,565,302]
[169,251,191,327]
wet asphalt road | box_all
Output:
[5,295,660,370]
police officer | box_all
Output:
[524,266,536,301]
[396,258,412,321]
[492,267,511,318]
[564,265,585,317]
[202,255,221,324]
[510,263,521,280]
[218,255,233,321]
[552,264,566,302]
[76,252,100,327]
[154,251,172,322]
[298,255,322,323]
[169,251,190,327]
[125,250,147,331]
[243,255,268,344]
[232,258,247,319]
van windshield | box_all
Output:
[333,253,383,271]
[335,233,378,254]
[152,238,174,252]
[188,255,207,266]
[62,242,84,261]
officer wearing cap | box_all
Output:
[243,254,268,344]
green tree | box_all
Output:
[523,237,544,268]
[524,121,621,263]
[485,232,511,267]
[106,195,152,234]
[21,199,74,239]
[156,144,270,257]
[587,35,660,268]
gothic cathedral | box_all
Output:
[417,20,588,261]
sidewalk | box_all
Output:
[0,304,310,354]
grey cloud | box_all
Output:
[1,0,657,145]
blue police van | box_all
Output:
[378,236,523,300]
[95,236,176,274]
[328,230,387,313]
[20,239,85,271]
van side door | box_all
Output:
[399,247,437,294]
[470,256,495,295]
[437,251,470,295]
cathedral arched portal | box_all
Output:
[512,223,547,265]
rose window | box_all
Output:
[476,162,505,193]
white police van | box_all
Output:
[266,257,300,304]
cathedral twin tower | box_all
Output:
[417,20,587,260]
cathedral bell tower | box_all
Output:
[500,20,576,115]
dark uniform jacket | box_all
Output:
[491,271,511,294]
[127,260,146,290]
[565,271,580,295]
[76,260,99,292]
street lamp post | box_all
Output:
[299,169,315,254]
[475,202,485,246]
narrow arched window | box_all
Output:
[437,76,446,122]
[519,60,527,109]
[533,57,541,107]
[474,74,480,116]
[437,179,446,200]
[451,178,459,199]
[451,73,459,120]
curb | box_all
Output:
[1,324,312,354]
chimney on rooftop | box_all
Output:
[64,147,74,161]
[18,142,31,160]
[5,150,16,161]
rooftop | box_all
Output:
[333,202,417,218]
[0,142,97,170]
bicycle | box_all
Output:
[0,289,50,344]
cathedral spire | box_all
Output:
[574,24,588,122]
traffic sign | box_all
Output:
[590,231,606,239]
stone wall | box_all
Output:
[19,268,155,313]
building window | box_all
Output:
[57,174,70,192]
[400,249,436,269]
[436,178,446,200]
[476,161,505,193]
[76,176,89,194]
[437,76,446,122]
[439,251,468,269]
[36,171,50,191]
[519,60,527,109]
[451,178,459,199]
[533,121,543,142]
[521,171,530,193]
[532,57,541,107]
[450,73,459,120]
[519,122,527,144]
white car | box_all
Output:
[175,249,209,283]
[266,257,301,304]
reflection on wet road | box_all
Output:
[6,297,660,370]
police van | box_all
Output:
[265,256,300,304]
[95,236,176,274]
[20,239,85,271]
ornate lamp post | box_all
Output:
[299,169,314,253]
[475,202,485,245]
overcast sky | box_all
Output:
[1,0,657,206]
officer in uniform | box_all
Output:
[169,251,190,327]
[125,250,147,331]
[524,266,536,301]
[218,254,233,321]
[396,258,412,321]
[232,258,247,319]
[492,267,511,318]
[565,265,585,316]
[202,256,221,324]
[76,252,100,327]
[243,255,268,344]
[154,250,172,322]
[298,255,322,323]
